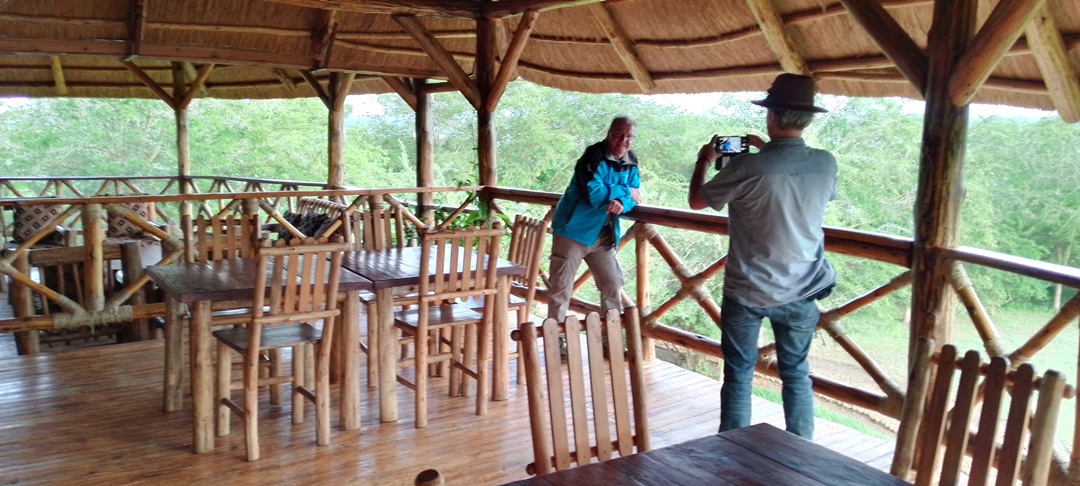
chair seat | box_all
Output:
[394,303,483,331]
[458,294,526,310]
[213,323,320,353]
[359,288,419,303]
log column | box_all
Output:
[416,79,435,224]
[173,62,193,226]
[910,0,977,358]
[476,18,497,189]
[327,72,356,189]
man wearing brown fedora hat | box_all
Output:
[687,73,837,440]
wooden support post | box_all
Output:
[49,55,68,96]
[416,79,435,225]
[635,223,655,361]
[173,62,192,225]
[476,18,497,189]
[910,0,976,361]
[119,241,150,341]
[327,72,355,189]
[11,251,39,355]
[82,204,106,313]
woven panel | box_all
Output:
[12,204,64,243]
[107,202,153,238]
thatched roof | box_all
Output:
[2,0,1079,119]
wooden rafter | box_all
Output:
[311,8,339,67]
[1025,5,1080,123]
[121,60,176,109]
[838,0,928,96]
[486,9,540,111]
[264,0,477,19]
[949,0,1045,107]
[127,0,146,60]
[394,14,480,109]
[744,0,809,75]
[381,76,418,111]
[177,63,214,109]
[49,56,68,96]
[271,68,298,90]
[588,3,654,93]
[300,69,331,108]
[482,0,609,19]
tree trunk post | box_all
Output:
[11,251,39,355]
[476,18,497,193]
[328,72,355,189]
[416,79,435,225]
[173,62,192,224]
[910,0,976,361]
[635,223,655,361]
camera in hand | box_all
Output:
[714,135,749,170]
[715,135,749,155]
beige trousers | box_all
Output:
[546,231,624,322]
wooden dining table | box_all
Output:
[501,423,909,485]
[146,258,372,454]
[339,245,525,423]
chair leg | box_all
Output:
[243,352,261,461]
[415,329,429,429]
[461,322,478,398]
[449,325,464,397]
[315,341,331,446]
[216,342,231,437]
[515,307,527,385]
[292,344,306,425]
[269,349,283,405]
[365,301,378,388]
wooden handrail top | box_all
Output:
[943,246,1080,289]
[0,185,481,207]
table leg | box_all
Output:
[163,296,184,413]
[376,287,398,422]
[340,290,360,430]
[492,276,511,401]
[191,300,214,454]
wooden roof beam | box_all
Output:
[177,63,214,109]
[182,62,210,96]
[381,76,418,111]
[121,60,176,109]
[311,8,339,68]
[949,0,1044,107]
[394,14,481,109]
[49,56,68,96]
[300,69,331,108]
[126,0,146,60]
[839,0,927,96]
[744,0,809,75]
[1024,5,1080,123]
[264,0,477,19]
[270,68,299,91]
[486,9,539,111]
[588,3,655,93]
[482,0,612,20]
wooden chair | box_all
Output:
[891,338,1072,486]
[184,212,259,263]
[512,310,650,475]
[463,214,548,383]
[213,236,348,461]
[393,225,503,428]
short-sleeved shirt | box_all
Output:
[700,137,837,308]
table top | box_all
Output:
[502,423,908,486]
[340,245,525,289]
[146,258,372,303]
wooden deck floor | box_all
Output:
[0,330,899,485]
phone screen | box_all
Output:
[715,136,747,155]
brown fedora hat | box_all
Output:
[751,74,828,113]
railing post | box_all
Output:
[11,251,39,355]
[635,223,655,361]
[120,241,150,341]
[82,203,105,313]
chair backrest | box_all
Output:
[184,212,259,263]
[891,338,1071,486]
[416,225,504,304]
[362,195,418,250]
[513,309,650,475]
[507,215,548,306]
[251,236,349,328]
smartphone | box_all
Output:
[715,135,749,155]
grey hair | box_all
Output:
[608,116,636,131]
[770,110,815,130]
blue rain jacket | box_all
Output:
[551,140,641,247]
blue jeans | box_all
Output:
[719,296,818,439]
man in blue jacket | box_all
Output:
[547,116,642,323]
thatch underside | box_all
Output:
[0,0,1078,116]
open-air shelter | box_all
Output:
[1,0,1080,483]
